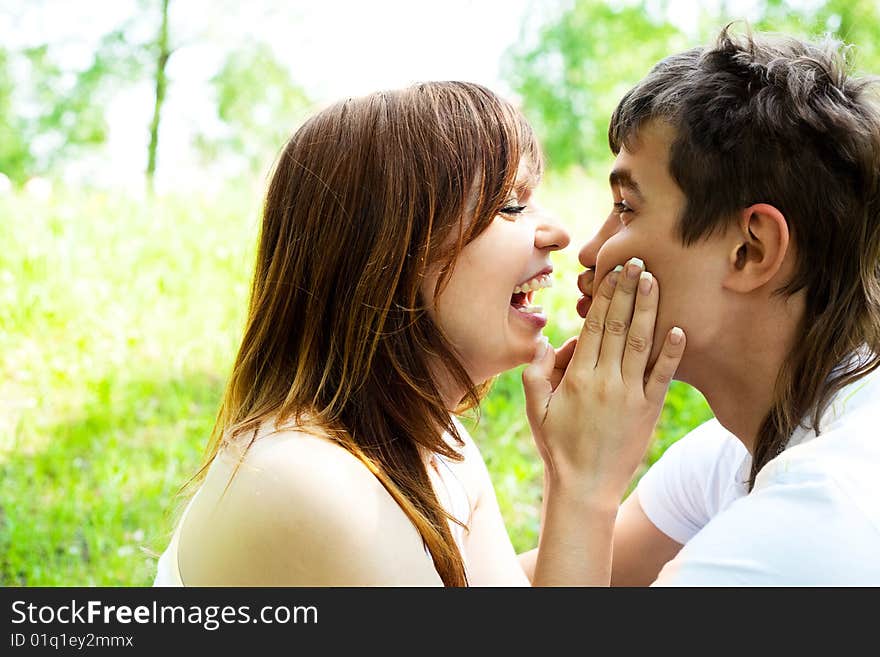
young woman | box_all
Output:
[153,81,684,586]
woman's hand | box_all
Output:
[522,258,685,505]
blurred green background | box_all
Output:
[2,0,878,585]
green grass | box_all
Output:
[0,176,711,584]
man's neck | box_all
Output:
[694,360,778,454]
[683,294,805,454]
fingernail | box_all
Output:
[670,327,684,345]
[626,258,644,281]
[609,271,619,287]
[627,257,644,269]
[612,265,624,272]
[639,271,653,295]
[626,258,645,280]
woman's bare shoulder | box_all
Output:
[178,425,442,586]
[218,424,373,484]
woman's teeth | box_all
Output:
[511,273,550,315]
[513,274,552,294]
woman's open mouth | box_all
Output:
[510,272,551,329]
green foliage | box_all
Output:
[505,0,880,176]
[751,0,880,73]
[195,43,313,175]
[504,0,686,171]
[0,29,146,184]
[0,188,255,585]
[0,3,176,186]
[24,44,109,160]
[0,48,34,183]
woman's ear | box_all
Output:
[723,203,790,293]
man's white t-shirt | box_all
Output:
[636,364,880,585]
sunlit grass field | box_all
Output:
[0,174,712,585]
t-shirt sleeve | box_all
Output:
[636,419,744,545]
[650,467,880,585]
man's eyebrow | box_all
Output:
[609,169,645,201]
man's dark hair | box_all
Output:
[609,24,880,488]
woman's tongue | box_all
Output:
[511,291,528,308]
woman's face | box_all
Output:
[422,172,570,389]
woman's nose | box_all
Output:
[535,212,571,251]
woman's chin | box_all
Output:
[464,335,549,385]
[509,338,546,370]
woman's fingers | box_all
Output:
[523,260,686,505]
[597,258,644,373]
[550,336,578,390]
[569,267,618,371]
[522,336,556,430]
[644,327,686,405]
[524,335,579,401]
[620,270,658,385]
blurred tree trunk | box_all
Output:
[146,0,170,194]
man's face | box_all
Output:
[577,121,731,381]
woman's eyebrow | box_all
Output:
[515,170,539,194]
[609,168,645,202]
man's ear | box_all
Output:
[723,203,790,293]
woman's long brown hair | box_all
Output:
[186,82,541,586]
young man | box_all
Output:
[522,26,880,585]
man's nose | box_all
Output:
[578,213,620,267]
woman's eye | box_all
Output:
[500,204,527,216]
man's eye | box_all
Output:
[614,201,633,216]
[500,205,527,217]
